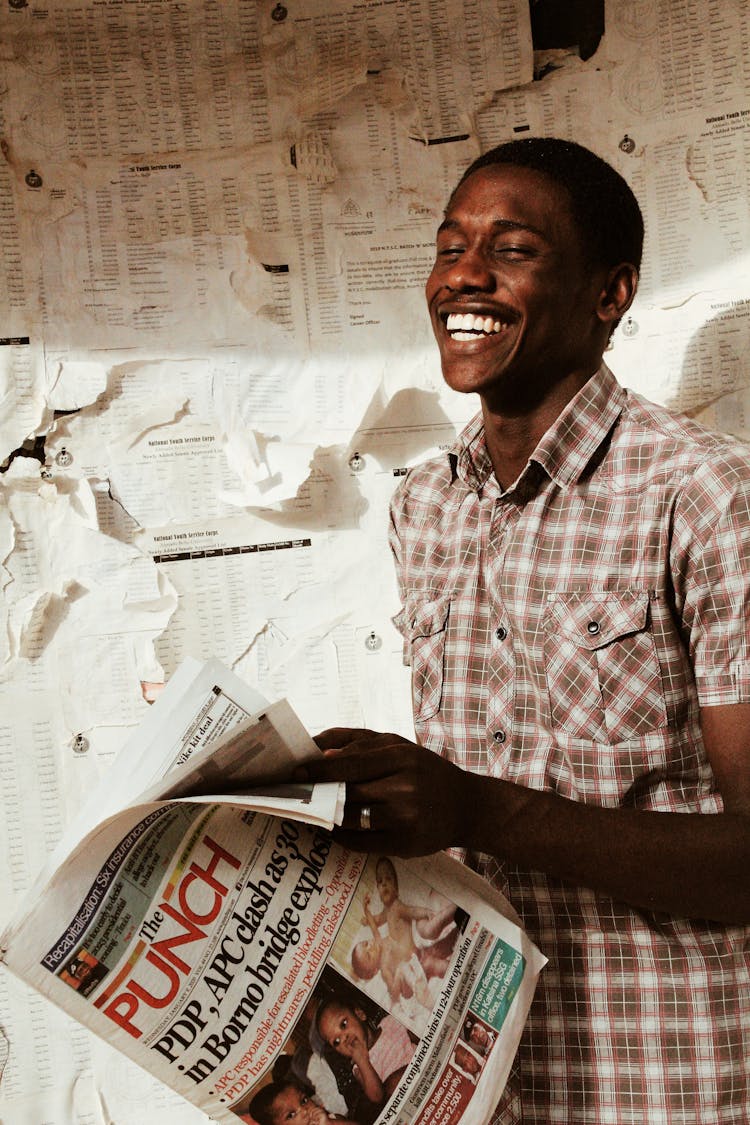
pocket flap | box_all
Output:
[546,590,650,651]
[402,594,451,640]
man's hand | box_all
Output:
[295,727,475,856]
[295,715,750,922]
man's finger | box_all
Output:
[314,726,374,751]
[342,800,366,832]
[339,785,401,832]
[329,827,393,853]
[297,741,400,782]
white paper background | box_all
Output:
[1,0,749,1119]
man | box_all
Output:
[299,139,750,1122]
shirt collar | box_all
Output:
[448,364,626,493]
[449,412,493,491]
[532,363,626,486]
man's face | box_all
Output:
[454,1043,481,1076]
[425,164,606,408]
[469,1022,490,1051]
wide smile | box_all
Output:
[439,309,517,349]
[445,311,508,340]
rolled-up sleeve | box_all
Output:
[672,459,750,705]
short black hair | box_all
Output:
[454,137,644,272]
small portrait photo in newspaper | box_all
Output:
[235,965,417,1125]
[326,856,469,1035]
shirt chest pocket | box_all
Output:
[544,590,667,742]
[399,595,451,721]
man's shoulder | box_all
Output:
[390,449,458,521]
[617,388,750,489]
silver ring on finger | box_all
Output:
[359,804,372,831]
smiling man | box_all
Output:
[301,139,750,1122]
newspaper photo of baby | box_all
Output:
[231,857,469,1124]
[326,856,468,1035]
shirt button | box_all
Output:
[586,620,601,635]
[492,730,506,744]
[495,625,507,641]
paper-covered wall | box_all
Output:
[1,1,749,1120]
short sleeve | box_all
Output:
[672,459,750,705]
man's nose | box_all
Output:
[444,247,495,292]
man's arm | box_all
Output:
[298,704,750,925]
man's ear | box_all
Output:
[596,262,638,328]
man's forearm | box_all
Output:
[304,728,750,924]
[463,770,750,923]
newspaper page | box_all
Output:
[35,656,346,879]
[2,815,544,1125]
[1,662,545,1125]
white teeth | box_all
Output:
[446,312,505,337]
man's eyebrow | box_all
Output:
[437,217,545,238]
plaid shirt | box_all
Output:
[390,365,750,1124]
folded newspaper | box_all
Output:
[1,658,545,1125]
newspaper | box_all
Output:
[0,659,545,1125]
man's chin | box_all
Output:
[440,361,509,398]
[438,340,520,397]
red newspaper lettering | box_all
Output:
[150,900,209,973]
[103,948,180,1036]
[102,835,241,1039]
[177,836,241,925]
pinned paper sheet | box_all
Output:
[1,0,750,1120]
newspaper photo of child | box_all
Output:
[312,966,418,1121]
[240,1065,361,1125]
[232,967,417,1125]
[231,1005,355,1124]
[331,856,466,1031]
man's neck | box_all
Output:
[480,365,599,490]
